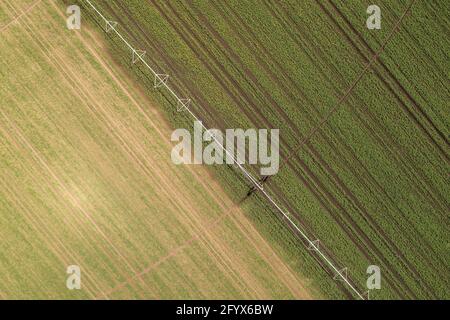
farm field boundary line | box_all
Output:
[81,0,366,299]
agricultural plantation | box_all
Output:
[0,0,314,299]
[0,0,449,300]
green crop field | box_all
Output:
[1,0,448,300]
[76,0,449,300]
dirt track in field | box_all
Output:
[139,0,420,299]
[92,0,450,299]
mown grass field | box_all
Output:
[77,0,450,299]
[0,0,318,299]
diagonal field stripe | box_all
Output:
[0,0,42,33]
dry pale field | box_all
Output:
[0,0,316,299]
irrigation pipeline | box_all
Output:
[82,0,367,300]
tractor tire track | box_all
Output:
[324,0,449,162]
